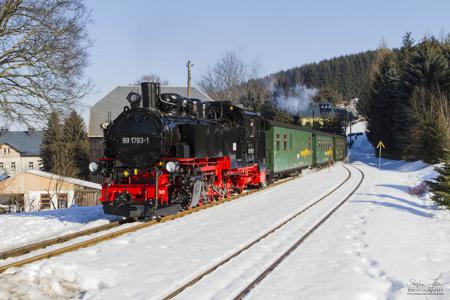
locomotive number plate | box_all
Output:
[120,136,151,144]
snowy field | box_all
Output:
[0,122,449,300]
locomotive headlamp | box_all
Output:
[88,162,99,173]
[101,122,109,130]
[165,161,179,173]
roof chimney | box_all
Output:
[26,126,35,135]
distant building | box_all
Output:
[298,102,334,126]
[88,86,212,182]
[0,129,43,177]
[0,169,101,212]
[298,101,354,126]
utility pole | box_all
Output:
[186,60,194,97]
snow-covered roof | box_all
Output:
[88,86,213,137]
[25,169,101,190]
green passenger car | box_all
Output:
[265,121,313,178]
[312,131,334,166]
[333,136,347,161]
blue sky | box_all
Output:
[82,0,450,114]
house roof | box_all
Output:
[0,130,43,156]
[88,86,213,137]
[25,169,101,189]
[0,170,101,195]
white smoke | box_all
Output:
[274,84,317,115]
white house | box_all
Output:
[0,129,43,177]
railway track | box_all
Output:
[0,219,128,261]
[162,164,364,300]
[0,164,330,274]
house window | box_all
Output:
[0,162,3,169]
[28,162,34,169]
[40,194,51,210]
[11,162,15,171]
[283,134,287,151]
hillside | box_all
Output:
[266,50,377,104]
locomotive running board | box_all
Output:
[103,204,182,219]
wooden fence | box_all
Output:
[74,189,101,206]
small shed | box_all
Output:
[0,170,101,212]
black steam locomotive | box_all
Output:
[95,82,266,218]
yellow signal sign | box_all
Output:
[325,148,333,157]
[377,141,385,149]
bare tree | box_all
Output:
[0,0,92,125]
[45,174,68,209]
[410,86,450,161]
[199,51,258,103]
[135,74,169,86]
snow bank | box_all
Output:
[0,262,117,300]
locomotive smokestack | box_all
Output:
[141,82,159,109]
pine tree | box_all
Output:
[428,162,450,208]
[63,110,90,179]
[40,112,63,172]
[397,38,450,161]
[365,53,399,157]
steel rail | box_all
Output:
[233,165,364,299]
[162,165,353,300]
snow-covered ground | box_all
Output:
[0,121,449,300]
[0,206,119,253]
[250,127,450,299]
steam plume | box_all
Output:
[273,84,317,115]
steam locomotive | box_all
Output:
[90,82,346,218]
[90,82,266,218]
